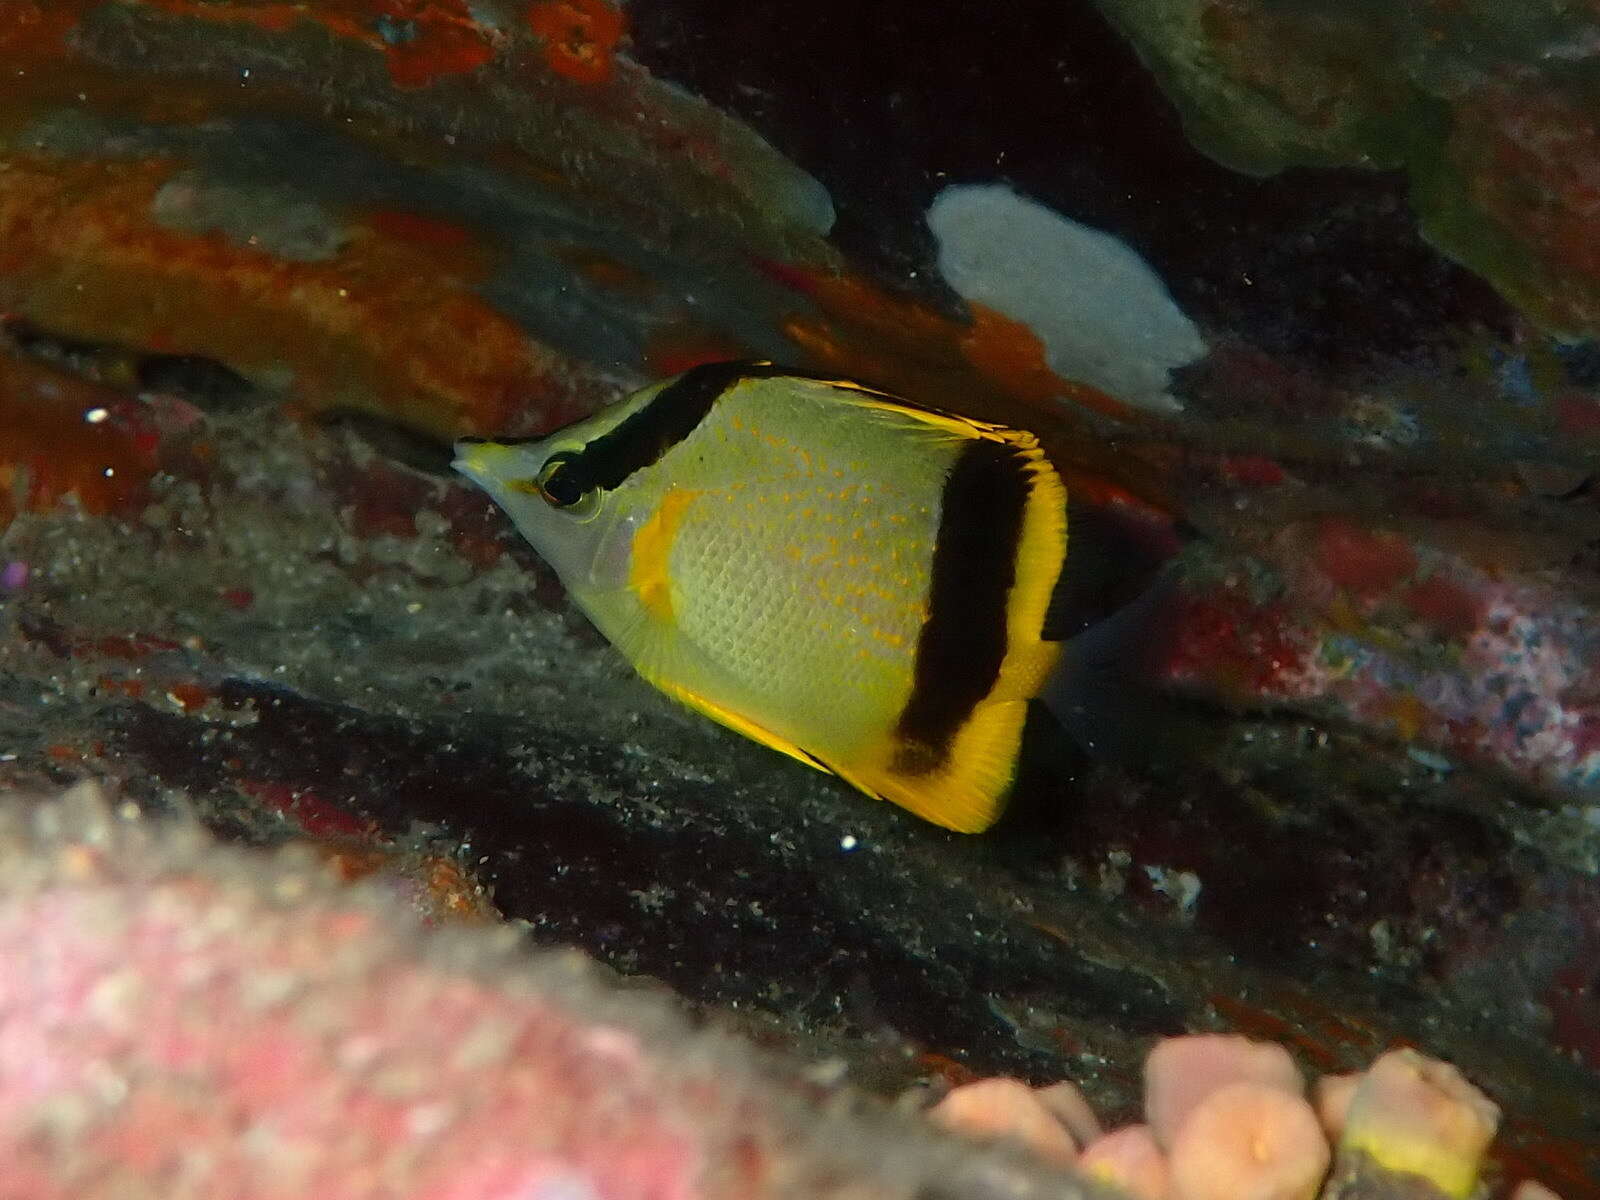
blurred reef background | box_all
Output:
[0,0,1596,1192]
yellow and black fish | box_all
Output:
[455,361,1080,833]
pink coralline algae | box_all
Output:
[0,785,1104,1200]
[1156,519,1600,799]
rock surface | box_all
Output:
[0,1,1595,1193]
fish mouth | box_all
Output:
[452,439,517,487]
[451,439,483,479]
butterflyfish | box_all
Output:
[454,361,1083,834]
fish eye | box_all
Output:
[535,455,596,515]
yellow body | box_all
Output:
[456,367,1067,832]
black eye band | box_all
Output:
[556,361,792,492]
[537,456,587,507]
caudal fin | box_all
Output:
[1041,569,1201,766]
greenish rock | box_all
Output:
[1093,0,1600,335]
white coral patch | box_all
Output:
[927,183,1206,413]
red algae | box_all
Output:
[643,324,753,376]
[379,2,498,90]
[1217,455,1288,488]
[525,0,627,85]
[916,1053,983,1089]
[752,257,823,298]
[0,156,576,439]
[365,209,479,252]
[1402,575,1483,641]
[0,1,80,56]
[139,0,358,38]
[1313,519,1419,601]
[1494,1119,1598,1200]
[781,270,960,367]
[95,675,147,701]
[1207,995,1374,1077]
[957,303,1072,405]
[1541,900,1600,1074]
[1155,517,1600,794]
[239,779,376,840]
[164,680,213,713]
[90,634,184,661]
[1160,593,1315,704]
[0,351,157,529]
[335,459,437,540]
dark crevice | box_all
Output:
[104,679,1182,1076]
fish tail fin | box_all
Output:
[991,570,1201,844]
[1035,489,1215,768]
[1040,569,1196,766]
